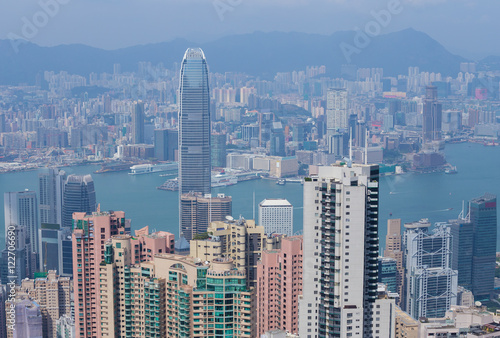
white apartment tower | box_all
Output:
[299,164,395,338]
[258,198,293,236]
[326,88,348,144]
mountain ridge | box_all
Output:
[0,28,487,85]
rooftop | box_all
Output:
[259,198,292,207]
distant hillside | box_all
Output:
[477,55,500,72]
[0,28,477,85]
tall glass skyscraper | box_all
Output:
[422,85,442,142]
[4,190,39,277]
[178,48,211,238]
[470,193,497,300]
[4,191,39,256]
[131,100,145,144]
[404,220,457,319]
[39,168,66,226]
[62,174,97,228]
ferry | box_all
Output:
[444,166,458,175]
[129,163,178,175]
[211,173,238,187]
[276,178,286,185]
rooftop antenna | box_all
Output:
[365,128,369,165]
[458,200,465,220]
[459,200,471,222]
[348,128,353,166]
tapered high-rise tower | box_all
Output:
[178,48,211,238]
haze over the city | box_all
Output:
[0,0,499,59]
[1,0,500,337]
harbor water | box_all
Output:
[0,142,499,251]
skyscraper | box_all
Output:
[189,217,280,288]
[0,285,6,338]
[38,224,73,276]
[72,210,129,338]
[180,192,232,241]
[38,168,66,226]
[0,225,28,284]
[270,122,286,157]
[131,100,145,144]
[98,230,175,337]
[257,236,303,336]
[178,48,211,239]
[299,164,395,337]
[99,236,167,337]
[4,190,39,276]
[258,198,293,236]
[450,218,474,291]
[404,220,457,319]
[384,219,405,307]
[422,85,442,142]
[326,88,348,149]
[4,191,39,254]
[154,128,178,161]
[211,132,226,168]
[18,271,72,338]
[470,193,497,300]
[62,174,96,228]
[329,131,349,158]
[99,241,255,337]
[378,257,398,294]
[178,48,211,192]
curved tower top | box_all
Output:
[183,48,206,60]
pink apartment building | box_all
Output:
[256,236,303,336]
[131,225,175,263]
[72,211,174,338]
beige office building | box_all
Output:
[395,306,419,338]
[180,192,232,241]
[385,218,405,306]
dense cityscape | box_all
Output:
[1,2,500,337]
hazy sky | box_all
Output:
[1,0,498,60]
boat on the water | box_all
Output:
[444,166,458,174]
[276,179,286,185]
[211,173,238,187]
[129,163,178,175]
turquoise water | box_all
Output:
[0,142,499,251]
